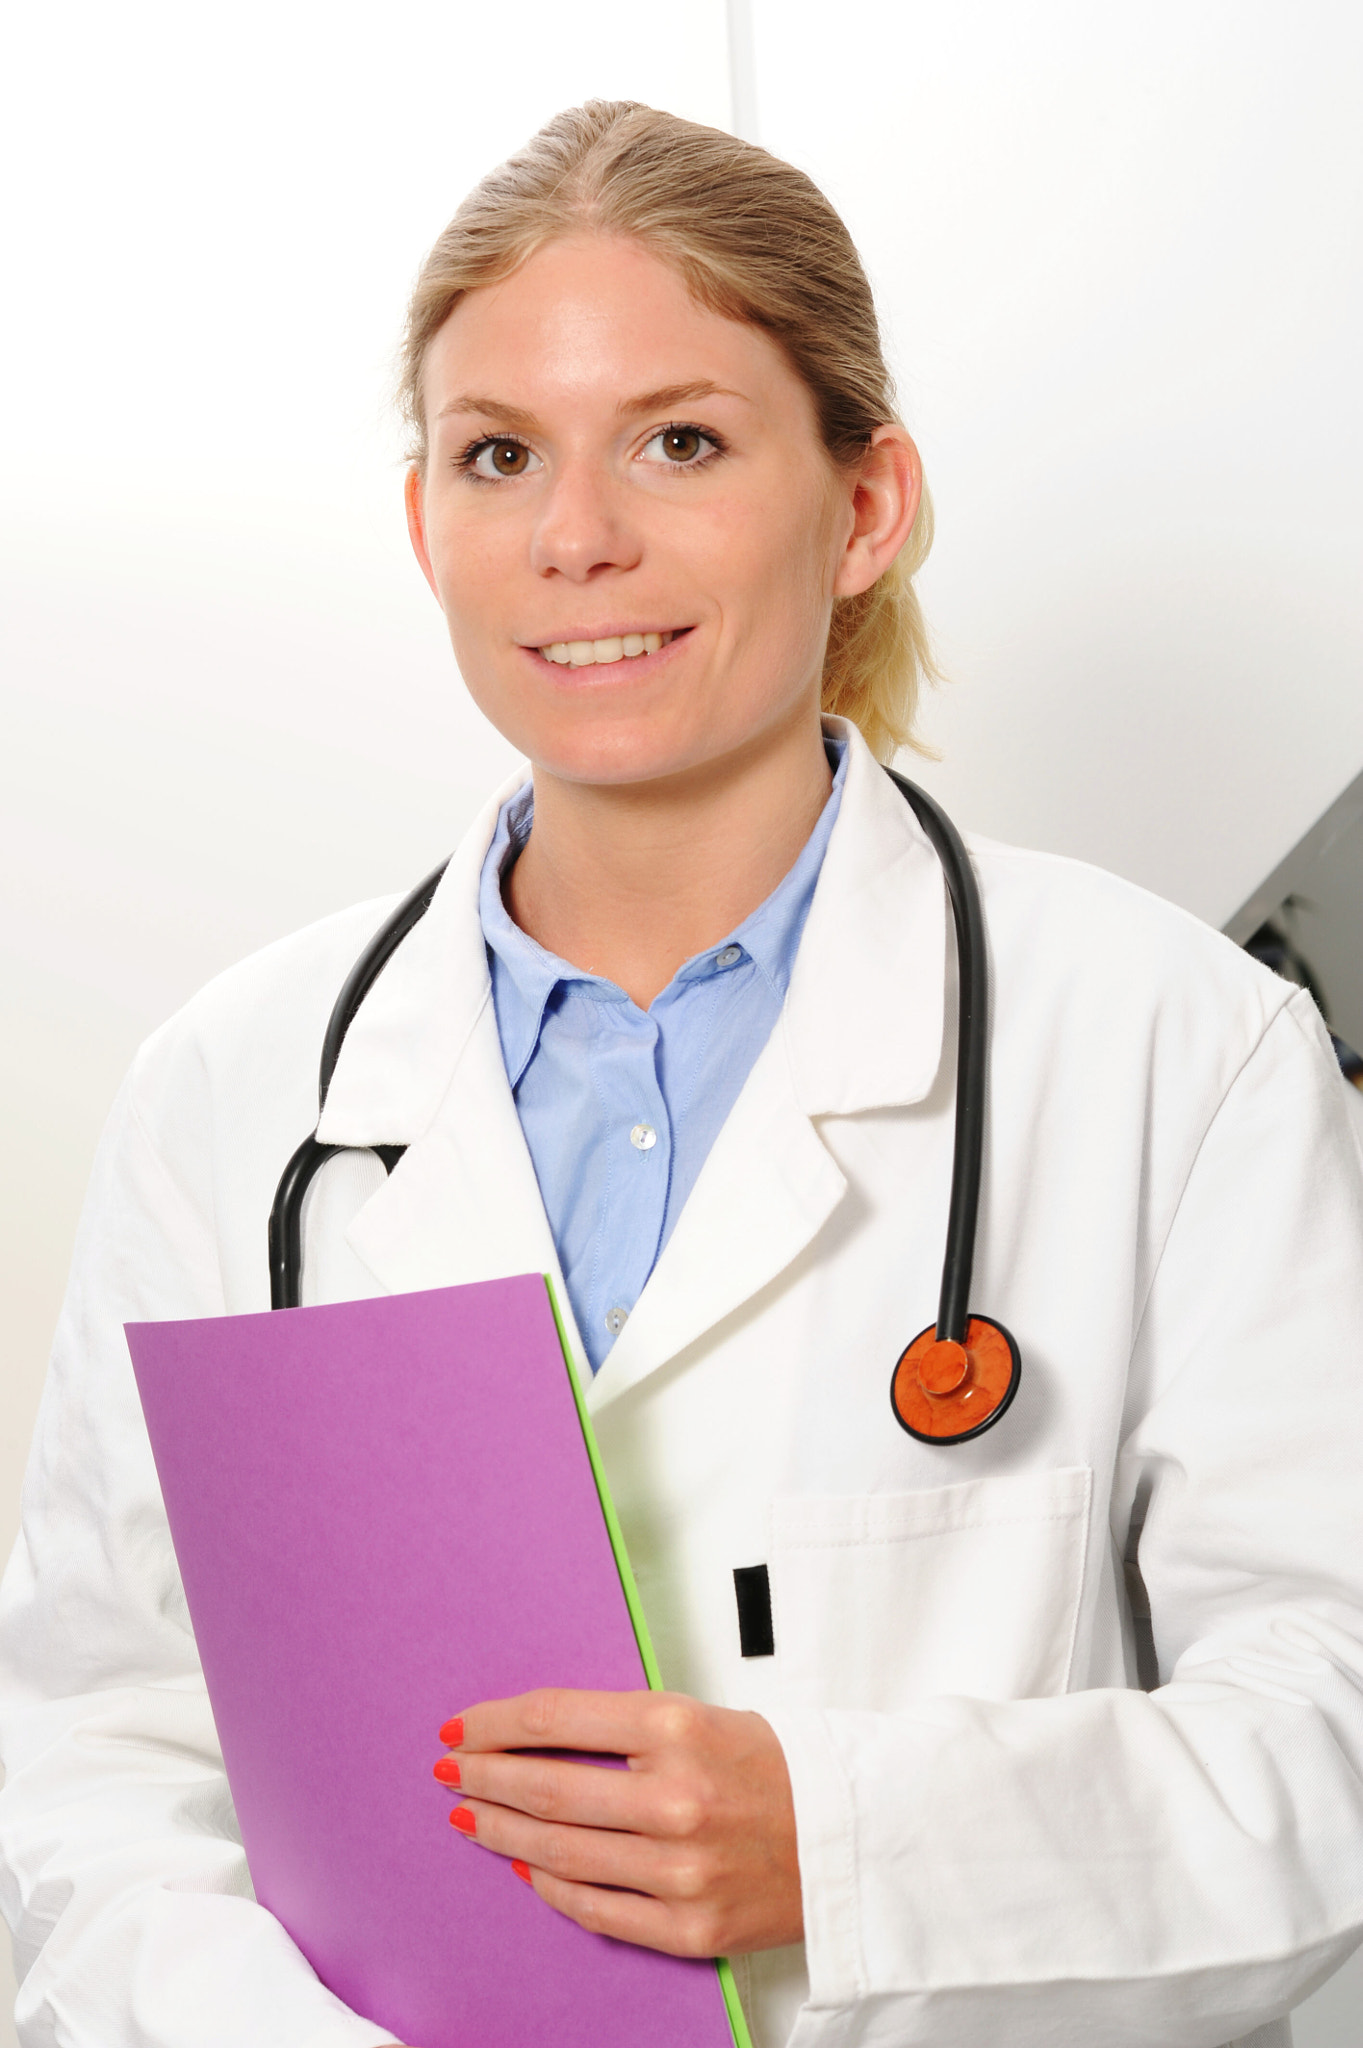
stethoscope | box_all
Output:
[268,769,1021,1445]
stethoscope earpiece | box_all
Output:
[891,1315,1021,1444]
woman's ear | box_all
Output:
[832,423,923,599]
[405,465,441,602]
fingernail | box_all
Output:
[512,1860,532,1885]
[433,1757,461,1786]
[449,1806,476,1836]
[438,1717,465,1747]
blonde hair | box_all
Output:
[399,101,939,759]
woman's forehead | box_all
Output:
[424,235,802,424]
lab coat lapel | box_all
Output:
[588,728,949,1411]
[340,998,563,1302]
[583,1026,848,1412]
[313,768,573,1325]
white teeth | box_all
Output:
[540,631,674,666]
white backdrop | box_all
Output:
[3,4,1361,2041]
[750,1,1363,927]
[1,0,732,1540]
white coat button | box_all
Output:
[630,1123,657,1151]
[604,1306,629,1336]
[716,945,741,968]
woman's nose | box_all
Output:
[529,463,642,582]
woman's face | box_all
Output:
[407,233,889,791]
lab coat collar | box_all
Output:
[317,724,947,1141]
[316,723,948,1388]
[315,762,573,1331]
[782,720,947,1117]
[314,763,528,1149]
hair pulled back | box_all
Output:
[399,101,938,759]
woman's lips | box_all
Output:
[533,628,688,668]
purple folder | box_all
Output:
[126,1276,745,2048]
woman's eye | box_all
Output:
[467,439,541,480]
[640,425,718,468]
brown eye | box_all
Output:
[640,424,718,470]
[468,437,541,480]
[661,427,702,462]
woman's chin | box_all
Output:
[475,703,717,791]
[528,733,723,792]
[513,705,822,795]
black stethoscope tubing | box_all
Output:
[268,858,448,1312]
[268,769,1018,1443]
[882,770,985,1349]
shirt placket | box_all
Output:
[586,999,672,1361]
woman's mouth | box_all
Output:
[536,630,682,667]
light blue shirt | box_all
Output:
[479,737,848,1373]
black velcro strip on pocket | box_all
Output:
[733,1564,775,1658]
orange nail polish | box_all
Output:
[512,1860,532,1884]
[433,1757,461,1786]
[449,1806,476,1836]
[438,1717,465,1747]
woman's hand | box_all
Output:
[432,1689,803,1957]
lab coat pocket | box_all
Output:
[768,1466,1092,1709]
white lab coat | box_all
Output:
[2,722,1363,2048]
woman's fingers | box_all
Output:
[433,1689,804,1955]
[449,1686,661,1758]
[523,1868,727,1961]
[438,1748,652,1832]
[447,1799,671,1893]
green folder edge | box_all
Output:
[545,1277,755,2048]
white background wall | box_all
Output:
[749,0,1363,930]
[3,3,1361,2041]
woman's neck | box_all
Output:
[504,718,835,1009]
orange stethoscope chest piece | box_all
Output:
[891,1317,1021,1444]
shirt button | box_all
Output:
[630,1123,657,1151]
[716,944,742,968]
[604,1306,630,1336]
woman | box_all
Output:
[3,100,1363,2048]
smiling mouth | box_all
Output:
[536,630,684,667]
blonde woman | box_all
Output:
[3,101,1363,2048]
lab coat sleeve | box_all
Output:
[763,990,1363,2048]
[0,1036,397,2048]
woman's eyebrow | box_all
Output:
[433,380,748,431]
[435,394,539,430]
[617,380,747,416]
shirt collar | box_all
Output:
[315,720,947,1150]
[478,784,569,1088]
[674,733,847,1000]
[479,735,849,1086]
